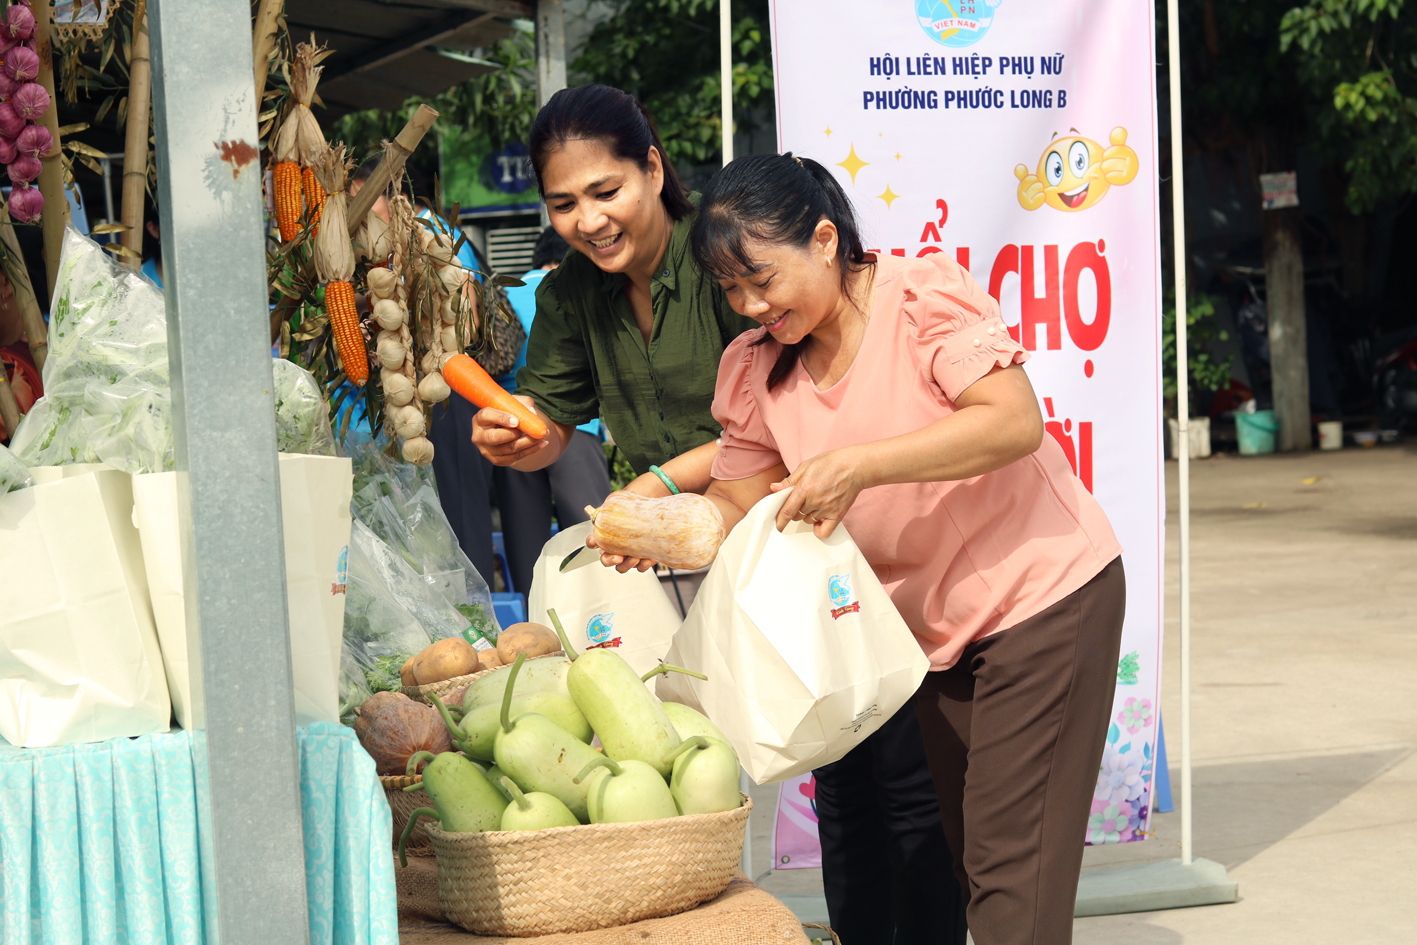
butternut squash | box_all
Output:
[585,492,725,570]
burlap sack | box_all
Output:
[396,858,811,944]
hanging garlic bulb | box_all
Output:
[367,267,397,299]
[376,333,406,370]
[392,404,426,439]
[373,298,406,331]
[382,370,416,407]
[401,436,434,465]
[418,372,450,403]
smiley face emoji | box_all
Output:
[1015,127,1139,212]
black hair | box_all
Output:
[530,226,570,270]
[690,153,873,390]
[353,154,381,184]
[528,85,694,221]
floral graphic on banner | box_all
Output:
[1117,696,1153,734]
[1087,715,1155,844]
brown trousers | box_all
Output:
[914,557,1126,945]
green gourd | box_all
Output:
[485,764,512,801]
[574,756,680,824]
[661,702,730,745]
[499,777,580,831]
[492,653,603,822]
[664,736,742,815]
[395,751,508,865]
[460,655,571,712]
[566,649,685,776]
[450,692,591,761]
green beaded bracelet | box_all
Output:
[647,464,681,495]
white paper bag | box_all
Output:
[0,467,172,747]
[132,454,352,727]
[527,521,682,678]
[656,491,929,783]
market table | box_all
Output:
[0,721,397,945]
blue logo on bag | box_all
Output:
[331,545,348,596]
[829,575,860,619]
[586,613,621,649]
[915,0,1001,48]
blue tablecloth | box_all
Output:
[0,722,397,945]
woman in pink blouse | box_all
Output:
[688,154,1126,945]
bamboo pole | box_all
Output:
[0,369,19,438]
[33,0,67,303]
[345,104,439,236]
[1,222,48,371]
[119,0,152,268]
[252,0,284,107]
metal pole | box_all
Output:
[1165,0,1193,868]
[148,1,310,942]
[535,0,567,107]
[720,0,733,165]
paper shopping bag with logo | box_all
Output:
[132,454,353,727]
[527,521,682,679]
[0,466,171,747]
[655,490,929,783]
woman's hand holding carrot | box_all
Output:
[472,402,553,465]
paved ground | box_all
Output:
[749,443,1417,943]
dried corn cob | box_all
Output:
[324,280,366,385]
[273,160,302,241]
[312,146,366,385]
[303,166,326,235]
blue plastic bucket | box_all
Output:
[1236,410,1279,455]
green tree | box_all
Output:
[1280,0,1417,212]
[572,0,774,166]
[332,24,538,162]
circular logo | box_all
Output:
[915,0,1000,48]
[586,613,614,645]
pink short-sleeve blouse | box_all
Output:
[710,252,1121,670]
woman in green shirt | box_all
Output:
[473,86,965,945]
[473,84,755,524]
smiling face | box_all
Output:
[1037,135,1110,212]
[539,138,670,278]
[713,221,846,346]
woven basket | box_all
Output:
[399,651,566,707]
[426,794,752,937]
[381,774,433,855]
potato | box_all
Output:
[495,622,560,665]
[477,648,504,670]
[409,637,481,686]
[399,656,417,688]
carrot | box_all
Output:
[443,353,549,439]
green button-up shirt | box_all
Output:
[515,209,758,476]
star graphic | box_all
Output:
[894,152,902,161]
[824,126,833,137]
[877,185,901,208]
[837,144,869,185]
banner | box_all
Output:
[770,0,1164,846]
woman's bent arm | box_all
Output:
[773,365,1044,535]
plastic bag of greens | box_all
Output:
[10,227,335,471]
[10,227,171,472]
[339,437,499,717]
[273,357,335,456]
[0,443,31,492]
[340,518,494,718]
[347,436,497,630]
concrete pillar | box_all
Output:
[1263,207,1311,451]
[536,0,566,107]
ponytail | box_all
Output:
[690,153,873,389]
